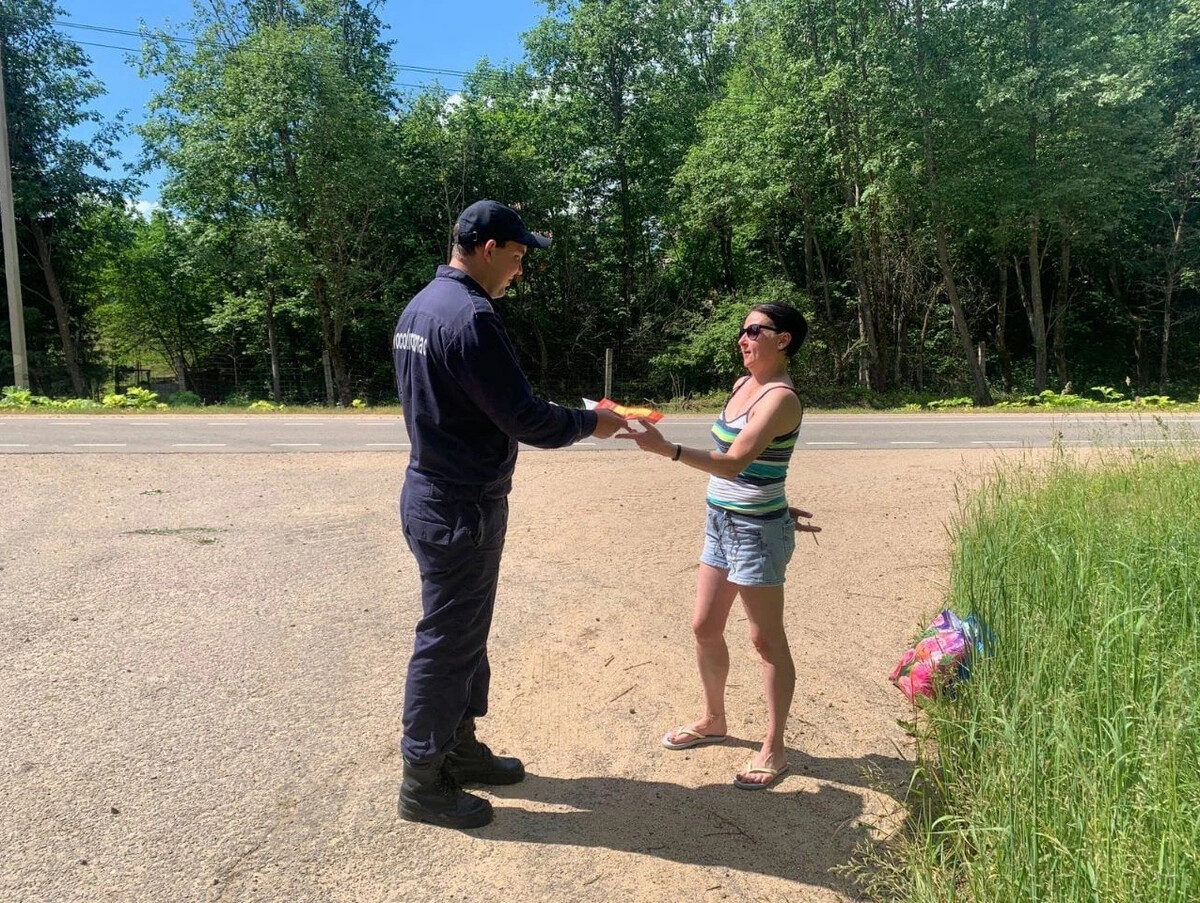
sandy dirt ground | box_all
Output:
[1,447,1026,902]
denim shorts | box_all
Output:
[700,506,795,587]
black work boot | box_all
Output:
[444,719,526,785]
[398,757,493,829]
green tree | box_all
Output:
[93,210,221,392]
[1,0,134,396]
[525,0,730,332]
[140,0,397,405]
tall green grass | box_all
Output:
[887,449,1200,902]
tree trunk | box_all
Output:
[851,239,878,390]
[1160,210,1186,386]
[935,224,991,405]
[800,187,832,318]
[1135,316,1147,395]
[814,228,832,321]
[1161,275,1174,387]
[618,156,634,321]
[1052,222,1071,389]
[1027,219,1049,391]
[917,90,991,404]
[27,218,87,397]
[266,284,282,404]
[996,260,1013,393]
[1109,263,1143,394]
[322,350,335,407]
[279,127,352,407]
[313,276,350,406]
[867,213,891,391]
[893,303,904,387]
[917,293,936,392]
[803,210,815,299]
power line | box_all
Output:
[53,16,1027,126]
[69,37,448,92]
[55,18,471,82]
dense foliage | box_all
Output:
[1,0,1198,405]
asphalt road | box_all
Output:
[1,411,1197,453]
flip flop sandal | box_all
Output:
[661,726,728,751]
[733,761,790,790]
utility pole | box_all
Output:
[0,37,29,389]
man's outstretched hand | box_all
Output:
[591,408,627,439]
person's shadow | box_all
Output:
[478,742,911,897]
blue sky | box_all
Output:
[56,0,547,204]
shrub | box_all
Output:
[1091,385,1126,402]
[168,391,203,408]
[926,396,973,409]
[58,398,102,410]
[1135,394,1177,408]
[1,386,34,409]
[102,387,161,409]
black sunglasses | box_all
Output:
[738,323,781,340]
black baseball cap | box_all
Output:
[456,200,551,250]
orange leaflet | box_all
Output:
[595,398,664,423]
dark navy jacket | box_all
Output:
[394,266,598,501]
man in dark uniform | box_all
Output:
[393,200,624,829]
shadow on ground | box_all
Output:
[479,747,911,896]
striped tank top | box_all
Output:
[705,382,801,517]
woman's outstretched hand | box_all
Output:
[614,417,673,456]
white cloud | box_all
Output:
[128,199,161,220]
[437,92,465,125]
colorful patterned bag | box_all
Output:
[889,609,984,703]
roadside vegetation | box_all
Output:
[869,444,1200,902]
[5,384,1198,415]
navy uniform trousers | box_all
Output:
[399,477,509,764]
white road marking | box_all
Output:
[806,441,858,446]
[270,443,321,447]
[173,443,227,448]
[207,422,248,426]
[891,441,938,445]
[74,443,127,447]
[576,442,597,447]
[365,443,410,447]
[971,440,1021,445]
[0,443,30,447]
